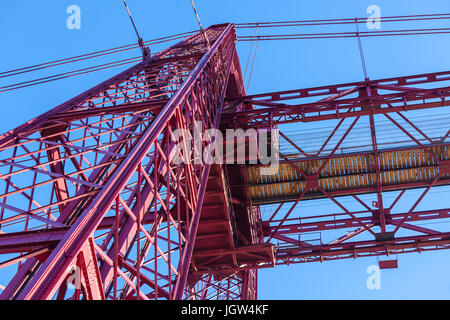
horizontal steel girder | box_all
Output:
[264,208,450,235]
[222,70,450,126]
[0,24,246,300]
[247,143,450,205]
[275,232,450,264]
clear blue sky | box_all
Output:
[1,0,450,299]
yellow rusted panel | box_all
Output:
[245,145,450,203]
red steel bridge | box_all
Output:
[0,23,450,300]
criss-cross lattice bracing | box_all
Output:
[0,23,253,300]
[223,71,450,267]
[1,22,450,300]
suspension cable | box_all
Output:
[355,18,369,81]
[246,36,260,93]
[189,0,211,50]
[2,12,450,93]
[235,13,450,28]
[237,27,450,41]
[122,0,150,58]
[0,31,195,79]
[243,24,259,81]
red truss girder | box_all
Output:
[0,24,256,300]
[275,232,450,265]
[264,208,450,236]
[1,19,450,300]
[226,71,450,269]
[223,70,450,126]
[247,142,450,206]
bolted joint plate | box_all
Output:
[371,208,391,224]
[375,232,395,242]
[305,175,319,190]
[439,160,450,175]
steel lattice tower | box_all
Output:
[0,23,450,300]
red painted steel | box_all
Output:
[0,23,450,299]
[0,24,255,300]
[235,69,450,273]
[222,71,450,126]
[379,259,398,269]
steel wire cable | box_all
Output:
[2,13,446,79]
[280,112,450,135]
[237,27,450,41]
[235,13,450,28]
[0,31,195,79]
[1,13,449,93]
[0,57,142,93]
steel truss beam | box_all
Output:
[232,71,450,269]
[1,21,450,300]
[223,71,450,126]
[276,232,450,264]
[0,24,253,300]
